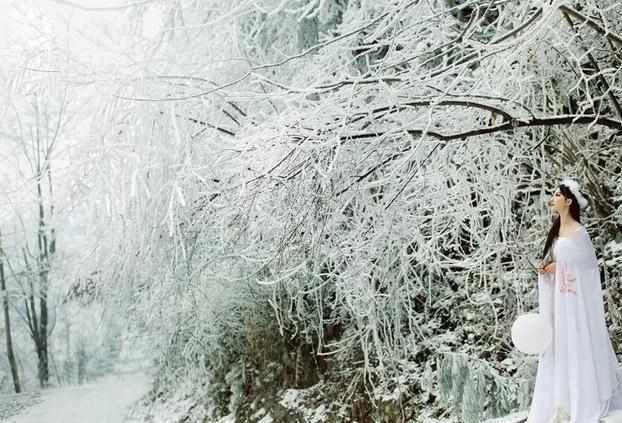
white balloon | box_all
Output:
[511,313,552,354]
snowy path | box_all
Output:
[3,371,152,423]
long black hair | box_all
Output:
[541,184,582,260]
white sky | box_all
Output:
[0,0,164,75]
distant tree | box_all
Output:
[1,77,66,388]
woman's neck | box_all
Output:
[558,210,576,227]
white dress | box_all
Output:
[527,225,622,423]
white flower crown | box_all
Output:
[560,177,588,209]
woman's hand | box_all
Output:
[537,261,556,274]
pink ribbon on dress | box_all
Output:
[558,263,577,294]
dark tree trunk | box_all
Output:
[32,108,51,388]
[35,174,50,388]
[0,231,21,393]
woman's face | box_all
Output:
[550,189,571,213]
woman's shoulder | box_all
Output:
[557,223,585,239]
[571,224,591,242]
[570,222,588,236]
[577,223,591,236]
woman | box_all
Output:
[527,178,622,423]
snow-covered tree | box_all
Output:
[3,0,622,421]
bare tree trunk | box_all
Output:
[0,230,21,393]
[35,175,50,387]
[34,98,50,389]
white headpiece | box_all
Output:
[560,177,588,209]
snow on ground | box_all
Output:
[3,371,152,423]
[482,410,527,423]
[0,392,43,421]
[124,376,212,423]
[127,394,210,423]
